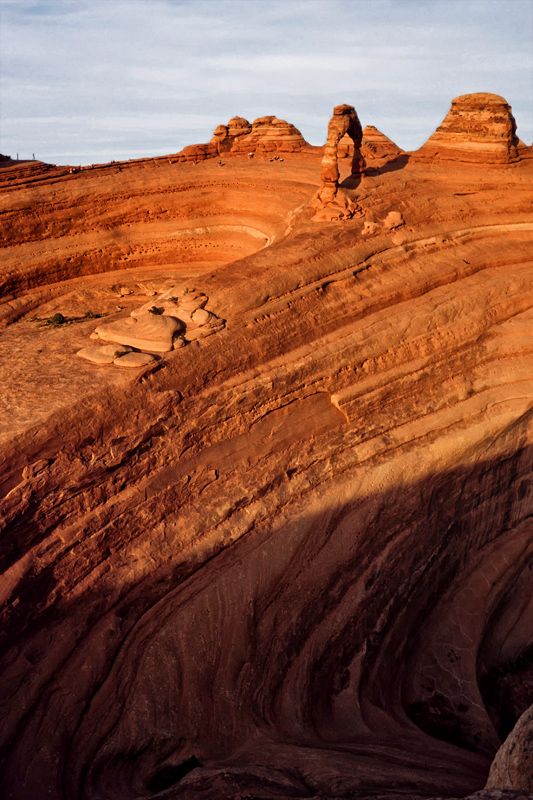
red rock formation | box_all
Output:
[179,115,308,162]
[210,114,308,155]
[1,98,533,800]
[416,92,520,163]
[338,125,403,162]
[174,142,217,163]
[313,103,366,219]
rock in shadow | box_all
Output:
[366,153,411,175]
[147,755,202,793]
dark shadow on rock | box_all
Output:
[3,429,533,798]
[147,756,202,793]
[366,153,411,175]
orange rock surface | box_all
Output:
[1,96,533,800]
[176,114,311,163]
[416,92,521,163]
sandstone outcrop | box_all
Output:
[77,344,132,364]
[313,103,366,220]
[177,115,308,162]
[211,114,307,155]
[88,287,224,353]
[362,124,403,160]
[174,142,217,163]
[92,311,183,351]
[1,96,533,800]
[338,124,403,162]
[416,92,520,163]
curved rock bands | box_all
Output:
[4,235,533,798]
[2,93,533,800]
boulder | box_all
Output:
[92,313,182,352]
[76,344,132,364]
[175,143,217,163]
[113,352,157,368]
[486,704,533,790]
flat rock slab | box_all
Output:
[76,344,132,364]
[93,313,182,352]
[113,351,157,368]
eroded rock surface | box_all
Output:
[313,103,366,220]
[177,114,309,162]
[339,124,403,162]
[486,705,533,790]
[1,95,533,800]
[416,92,520,163]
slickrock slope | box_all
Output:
[1,98,533,800]
[416,93,520,163]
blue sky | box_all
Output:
[1,0,532,164]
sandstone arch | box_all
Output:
[318,103,365,204]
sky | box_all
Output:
[1,0,532,165]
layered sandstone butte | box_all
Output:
[1,95,533,800]
[176,115,309,162]
[416,92,520,163]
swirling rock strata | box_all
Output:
[1,95,533,800]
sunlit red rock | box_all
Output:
[416,92,520,163]
[1,93,533,800]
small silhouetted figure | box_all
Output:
[16,153,19,160]
[32,153,35,159]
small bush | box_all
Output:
[148,306,163,315]
[48,312,67,327]
[32,310,106,328]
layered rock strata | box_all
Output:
[176,115,308,162]
[416,92,520,163]
[339,124,403,162]
[1,96,533,800]
[90,287,224,351]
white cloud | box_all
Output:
[1,0,531,163]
